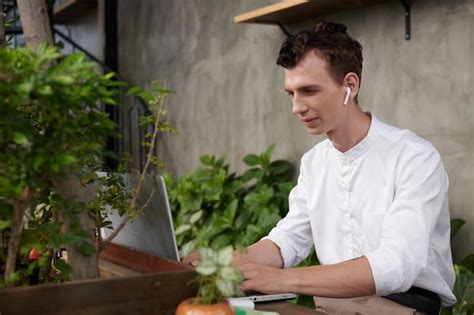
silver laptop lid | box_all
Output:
[100,173,180,261]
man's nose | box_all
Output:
[292,97,308,115]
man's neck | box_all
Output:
[327,107,371,153]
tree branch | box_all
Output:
[4,188,33,287]
[100,93,166,249]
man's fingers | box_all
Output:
[182,250,200,265]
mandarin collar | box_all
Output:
[331,113,379,162]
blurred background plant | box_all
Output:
[167,144,295,257]
[442,218,474,315]
[0,43,175,287]
[167,144,319,307]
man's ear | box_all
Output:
[343,72,360,101]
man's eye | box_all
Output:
[286,91,294,97]
[303,89,317,95]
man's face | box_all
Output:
[284,52,347,135]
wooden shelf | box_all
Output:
[54,0,97,24]
[234,0,387,25]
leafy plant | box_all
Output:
[442,218,474,315]
[167,145,295,257]
[0,43,120,285]
[0,43,175,286]
[194,246,244,304]
[167,146,322,308]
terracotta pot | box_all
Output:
[175,298,234,315]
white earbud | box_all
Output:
[343,87,351,106]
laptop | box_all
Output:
[100,173,180,262]
[100,173,296,303]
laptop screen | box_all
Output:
[100,173,180,261]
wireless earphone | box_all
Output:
[343,87,351,106]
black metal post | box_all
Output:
[104,0,119,170]
[401,0,411,40]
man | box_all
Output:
[186,21,456,314]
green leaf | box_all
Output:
[37,85,53,95]
[103,72,116,80]
[217,246,234,266]
[243,192,259,206]
[189,210,203,224]
[76,241,96,256]
[52,75,74,85]
[277,182,295,194]
[211,233,234,250]
[13,132,28,145]
[264,144,275,156]
[137,91,155,102]
[181,239,196,257]
[261,144,276,165]
[196,260,217,276]
[200,155,215,166]
[0,220,11,230]
[452,265,474,313]
[216,278,235,297]
[127,86,142,96]
[54,259,72,280]
[175,224,191,235]
[219,266,242,282]
[101,97,117,105]
[461,254,474,273]
[243,154,260,166]
[184,195,203,212]
[224,200,238,222]
[199,247,217,263]
[268,160,294,176]
[17,81,33,94]
[451,219,466,239]
[57,154,77,166]
[240,168,263,183]
[234,211,250,231]
[289,294,316,308]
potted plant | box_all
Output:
[176,246,243,315]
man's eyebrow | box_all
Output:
[300,84,322,90]
[285,85,321,92]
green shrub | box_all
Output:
[166,145,295,256]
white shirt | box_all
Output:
[265,115,456,305]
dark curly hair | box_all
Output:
[277,21,363,87]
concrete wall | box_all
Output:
[55,7,102,60]
[118,0,473,260]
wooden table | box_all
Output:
[256,301,325,314]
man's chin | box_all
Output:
[307,128,325,135]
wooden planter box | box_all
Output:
[0,243,197,315]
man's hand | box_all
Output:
[181,250,200,266]
[238,256,376,298]
[236,262,288,294]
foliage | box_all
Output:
[167,144,295,257]
[194,246,244,304]
[0,43,120,285]
[442,219,474,315]
[0,43,175,286]
[168,146,321,308]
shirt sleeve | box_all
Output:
[262,154,314,268]
[365,145,449,296]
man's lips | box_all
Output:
[300,117,319,127]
